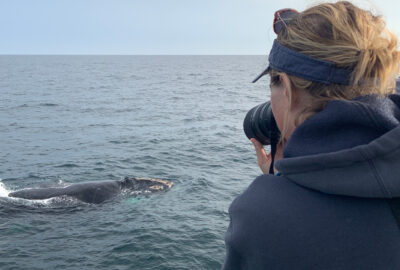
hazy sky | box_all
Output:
[1,0,400,55]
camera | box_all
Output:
[243,101,280,145]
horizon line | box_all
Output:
[0,54,266,56]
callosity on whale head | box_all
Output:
[121,177,174,193]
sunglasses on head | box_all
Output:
[253,8,352,85]
[273,8,299,34]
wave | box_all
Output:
[54,163,80,168]
[0,180,9,197]
[39,103,59,107]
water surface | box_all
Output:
[0,55,269,269]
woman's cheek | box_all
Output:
[270,87,285,132]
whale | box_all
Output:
[8,177,173,204]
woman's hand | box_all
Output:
[250,138,284,174]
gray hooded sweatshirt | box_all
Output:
[223,94,400,269]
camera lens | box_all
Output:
[243,101,280,145]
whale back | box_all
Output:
[8,178,173,204]
[64,180,121,203]
[9,187,67,200]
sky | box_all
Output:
[1,0,400,55]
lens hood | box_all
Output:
[243,101,280,145]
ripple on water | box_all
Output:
[54,163,81,168]
[38,103,59,107]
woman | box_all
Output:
[223,2,400,269]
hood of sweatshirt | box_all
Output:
[275,94,400,198]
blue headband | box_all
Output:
[253,39,353,85]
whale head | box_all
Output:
[121,177,173,193]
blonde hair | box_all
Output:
[270,1,400,139]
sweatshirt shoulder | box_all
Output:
[226,174,400,270]
[229,174,306,214]
[226,174,317,267]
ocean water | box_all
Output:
[0,55,270,270]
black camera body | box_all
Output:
[243,101,280,145]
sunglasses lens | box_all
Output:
[273,9,298,34]
[274,21,283,34]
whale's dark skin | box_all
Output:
[8,177,173,204]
